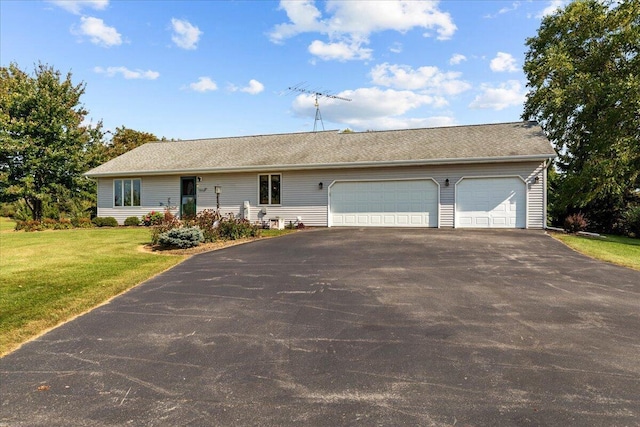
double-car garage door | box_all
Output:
[330,179,438,227]
[329,177,526,228]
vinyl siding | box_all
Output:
[96,176,179,223]
[95,160,547,228]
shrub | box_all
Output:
[286,220,305,230]
[620,205,640,237]
[0,202,16,218]
[193,209,222,242]
[158,227,203,249]
[124,216,141,226]
[93,217,119,227]
[15,220,43,232]
[143,211,164,226]
[42,218,58,229]
[217,214,260,240]
[564,213,588,233]
[151,210,182,245]
[54,218,73,230]
[73,217,93,228]
[103,217,119,227]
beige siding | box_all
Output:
[95,160,548,228]
[526,162,547,229]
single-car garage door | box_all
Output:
[330,179,438,227]
[456,177,526,228]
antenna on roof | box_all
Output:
[287,83,351,132]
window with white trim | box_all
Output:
[114,179,141,207]
[259,174,281,205]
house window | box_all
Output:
[259,174,281,205]
[114,179,141,207]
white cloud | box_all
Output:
[490,52,518,72]
[308,40,372,61]
[345,115,456,131]
[73,16,121,47]
[269,0,325,44]
[189,77,218,92]
[469,80,526,110]
[449,53,467,65]
[322,1,456,40]
[389,42,402,54]
[537,0,569,18]
[240,79,265,95]
[370,63,471,96]
[171,18,202,50]
[484,1,520,18]
[94,66,159,80]
[498,2,520,15]
[291,86,452,131]
[49,0,108,14]
[269,1,456,61]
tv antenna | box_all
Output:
[287,85,351,132]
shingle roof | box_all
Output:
[85,121,556,177]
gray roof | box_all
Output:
[85,121,556,177]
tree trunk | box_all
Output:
[25,197,43,221]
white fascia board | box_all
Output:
[84,154,556,178]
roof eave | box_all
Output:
[84,153,556,178]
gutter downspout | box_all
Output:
[543,158,553,230]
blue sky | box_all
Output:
[1,0,569,140]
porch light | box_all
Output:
[445,179,450,186]
[318,182,323,190]
[214,185,222,210]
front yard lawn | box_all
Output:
[0,216,15,232]
[554,233,640,271]
[0,225,185,355]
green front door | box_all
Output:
[181,176,197,219]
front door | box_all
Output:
[181,176,197,219]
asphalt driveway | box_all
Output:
[1,229,639,426]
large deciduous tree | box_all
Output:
[522,0,640,232]
[89,125,159,166]
[0,63,94,221]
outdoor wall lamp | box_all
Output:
[214,186,222,209]
[445,178,450,186]
[318,182,323,190]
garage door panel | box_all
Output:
[456,177,525,228]
[331,180,438,227]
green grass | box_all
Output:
[555,233,640,271]
[0,216,15,232]
[261,228,298,238]
[0,225,185,355]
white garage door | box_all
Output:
[330,179,438,227]
[456,177,526,228]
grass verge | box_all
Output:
[554,233,640,271]
[0,226,185,355]
[0,216,15,232]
